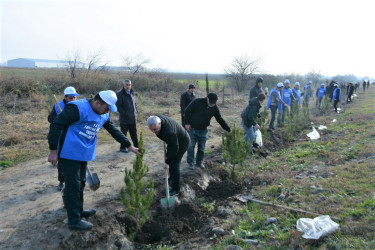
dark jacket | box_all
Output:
[180,90,196,113]
[249,84,263,100]
[48,99,67,123]
[156,115,190,165]
[241,97,262,128]
[48,100,131,155]
[116,88,137,125]
[184,98,230,132]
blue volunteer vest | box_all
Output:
[333,88,341,101]
[59,99,109,161]
[317,87,326,98]
[304,84,313,97]
[267,89,281,110]
[292,88,301,104]
[54,100,65,115]
[282,88,292,106]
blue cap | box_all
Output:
[308,80,312,84]
[277,82,283,88]
[284,79,290,84]
[295,82,300,86]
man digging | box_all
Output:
[48,90,139,231]
[147,115,190,196]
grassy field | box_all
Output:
[216,88,375,249]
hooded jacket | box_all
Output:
[241,97,262,128]
[249,83,264,100]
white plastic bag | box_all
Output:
[297,215,339,240]
[307,127,320,140]
[254,129,263,148]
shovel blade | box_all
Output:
[160,196,175,209]
[87,172,100,191]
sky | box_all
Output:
[1,0,374,78]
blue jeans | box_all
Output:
[187,128,208,165]
[241,120,255,154]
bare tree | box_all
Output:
[66,50,84,82]
[122,53,150,76]
[305,69,323,89]
[224,55,262,92]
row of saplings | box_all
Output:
[121,104,310,241]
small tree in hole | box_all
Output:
[221,125,250,180]
[121,132,154,235]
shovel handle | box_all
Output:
[53,95,62,112]
[163,142,170,199]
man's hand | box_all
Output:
[255,124,260,130]
[164,163,169,170]
[185,124,191,131]
[48,150,58,166]
[284,104,289,108]
[129,145,140,155]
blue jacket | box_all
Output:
[59,99,109,161]
[333,88,341,101]
[282,87,293,106]
[317,87,326,98]
[292,88,301,104]
[304,84,313,97]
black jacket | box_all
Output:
[48,100,131,154]
[241,97,262,128]
[184,98,230,131]
[180,91,195,113]
[116,88,137,125]
[249,84,263,100]
[156,115,190,165]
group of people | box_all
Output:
[47,76,370,231]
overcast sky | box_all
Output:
[1,0,374,78]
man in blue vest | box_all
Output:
[281,79,292,125]
[48,90,139,231]
[316,83,326,109]
[48,86,79,191]
[267,83,289,130]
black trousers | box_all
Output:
[269,105,278,129]
[60,158,87,225]
[333,100,339,112]
[120,123,138,148]
[57,160,64,183]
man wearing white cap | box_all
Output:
[267,83,289,130]
[48,86,80,191]
[48,90,139,231]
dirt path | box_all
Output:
[0,129,223,249]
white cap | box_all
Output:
[321,83,325,86]
[99,90,117,112]
[334,84,338,87]
[64,86,79,97]
[277,82,283,88]
[295,82,300,86]
[284,79,290,84]
[308,80,312,84]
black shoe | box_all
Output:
[68,219,93,231]
[57,182,64,191]
[81,209,96,218]
[169,190,179,196]
[120,148,129,153]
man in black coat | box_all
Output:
[184,93,231,169]
[346,82,354,103]
[116,79,138,153]
[147,115,190,196]
[180,84,196,126]
[249,77,264,100]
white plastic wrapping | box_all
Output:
[307,127,320,140]
[254,129,263,148]
[297,215,339,240]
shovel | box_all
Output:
[86,167,100,191]
[160,142,175,209]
